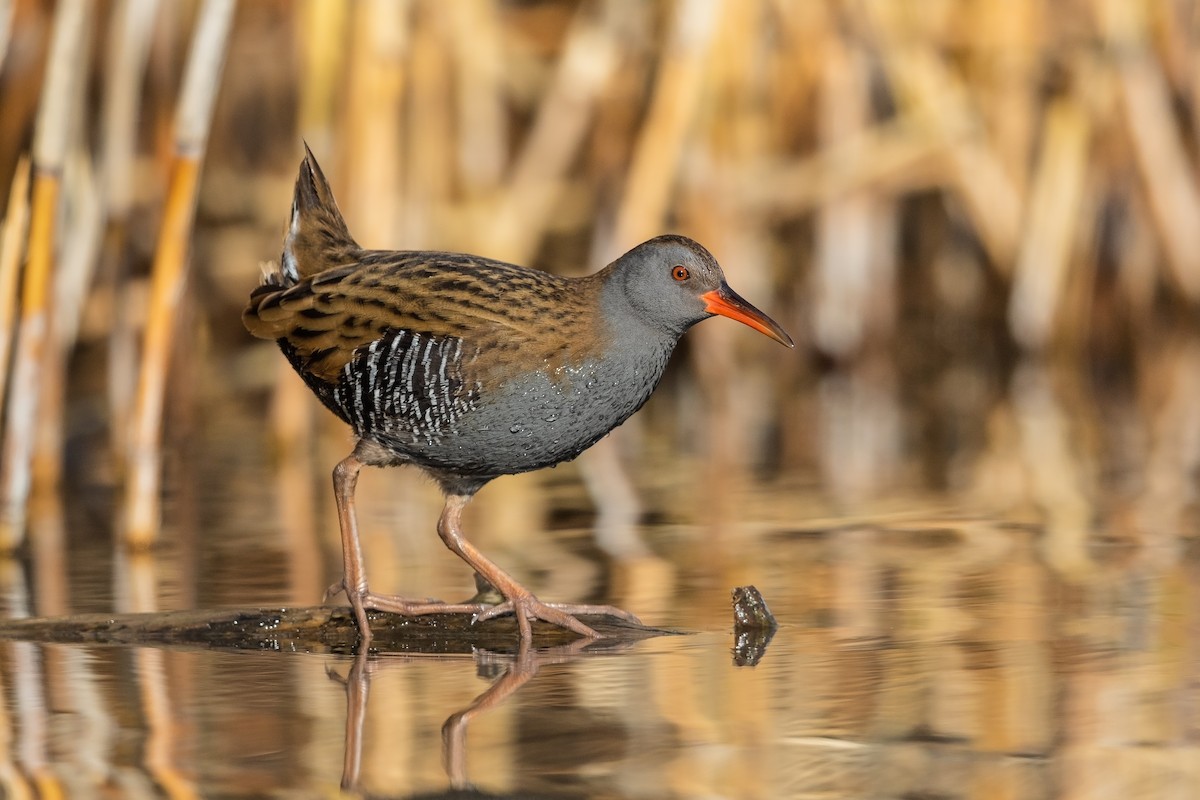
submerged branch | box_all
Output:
[0,605,678,653]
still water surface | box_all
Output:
[1,388,1198,798]
[1,502,1194,798]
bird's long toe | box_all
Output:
[542,602,642,626]
[362,593,489,616]
[473,595,603,640]
[329,577,490,640]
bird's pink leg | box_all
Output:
[434,493,641,641]
[330,454,372,639]
[329,454,485,645]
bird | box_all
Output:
[243,145,794,644]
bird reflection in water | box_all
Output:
[330,639,630,798]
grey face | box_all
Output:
[612,234,795,348]
[614,235,727,337]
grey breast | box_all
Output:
[336,327,676,478]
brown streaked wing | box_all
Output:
[244,251,599,384]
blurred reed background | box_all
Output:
[0,0,1199,572]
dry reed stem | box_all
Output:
[484,3,619,262]
[102,0,161,217]
[0,0,12,71]
[1118,54,1200,300]
[123,156,202,547]
[342,0,408,244]
[0,172,57,550]
[0,0,89,549]
[54,151,101,353]
[886,46,1023,271]
[172,0,236,156]
[1009,97,1091,350]
[610,0,722,253]
[14,221,62,537]
[971,0,1040,198]
[33,7,97,513]
[738,117,942,216]
[405,1,453,248]
[101,0,161,453]
[30,0,87,173]
[813,37,886,358]
[298,0,348,154]
[123,0,234,548]
[0,156,30,411]
[448,0,505,196]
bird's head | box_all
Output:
[608,235,793,347]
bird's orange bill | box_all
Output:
[702,283,794,347]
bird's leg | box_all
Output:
[434,493,642,640]
[331,453,373,641]
[329,453,487,645]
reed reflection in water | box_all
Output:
[0,482,1197,797]
[15,342,1200,797]
[1,304,1198,798]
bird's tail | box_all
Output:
[271,142,360,287]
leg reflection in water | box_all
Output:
[330,638,619,797]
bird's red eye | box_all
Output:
[672,265,690,281]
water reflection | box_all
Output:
[6,373,1195,798]
[335,641,606,797]
[0,514,1192,796]
[4,337,1200,795]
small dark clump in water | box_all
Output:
[731,585,778,667]
[731,585,777,630]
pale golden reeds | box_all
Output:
[100,0,162,455]
[123,0,236,548]
[0,0,90,549]
[0,156,29,417]
[0,0,1197,549]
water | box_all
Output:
[0,498,1195,797]
[3,353,1200,797]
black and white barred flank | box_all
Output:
[332,329,480,445]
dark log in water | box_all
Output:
[0,605,678,654]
